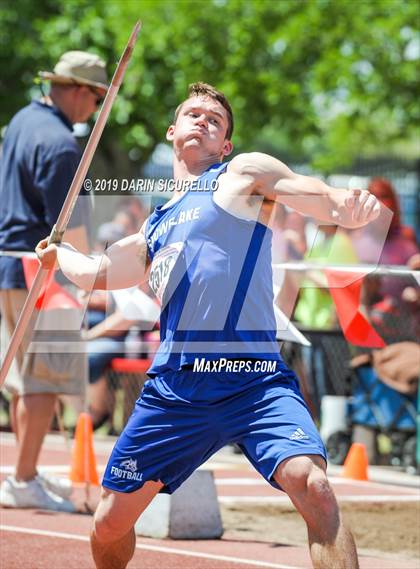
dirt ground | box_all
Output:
[221,501,420,561]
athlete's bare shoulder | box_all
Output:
[215,154,282,222]
[218,152,291,198]
[216,153,260,198]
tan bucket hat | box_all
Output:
[38,51,109,93]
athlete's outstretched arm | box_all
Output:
[228,152,380,228]
[36,228,150,291]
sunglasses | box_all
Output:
[87,85,105,107]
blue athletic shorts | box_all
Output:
[102,367,327,494]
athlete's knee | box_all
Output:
[306,473,338,517]
[275,455,333,504]
[275,455,340,539]
[275,455,318,489]
[306,476,341,543]
[93,510,123,543]
[92,490,132,543]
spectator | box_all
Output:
[291,225,359,417]
[96,222,127,251]
[85,306,135,431]
[84,222,134,431]
[353,178,419,343]
[272,203,307,325]
[352,252,420,464]
[112,207,138,236]
[0,50,108,511]
[271,203,307,263]
[294,225,359,329]
[117,196,147,230]
[355,177,419,302]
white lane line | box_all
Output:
[1,464,417,502]
[216,476,419,495]
[0,467,256,478]
[219,496,292,505]
[202,461,250,470]
[0,463,244,474]
[328,476,420,493]
[1,525,88,542]
[0,525,304,569]
[216,478,267,485]
[332,495,419,502]
[219,495,419,504]
[0,465,70,474]
[139,541,305,569]
[0,465,107,475]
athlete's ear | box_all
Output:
[222,140,233,157]
[166,125,175,141]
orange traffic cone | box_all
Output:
[69,413,99,485]
[342,442,369,481]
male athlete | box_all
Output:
[37,83,380,569]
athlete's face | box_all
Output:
[166,96,233,160]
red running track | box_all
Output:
[1,433,418,569]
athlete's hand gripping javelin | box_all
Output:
[36,221,150,292]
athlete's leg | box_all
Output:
[232,372,358,568]
[92,370,224,569]
[15,393,57,481]
[91,480,163,569]
[273,455,358,569]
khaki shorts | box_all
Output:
[0,289,87,396]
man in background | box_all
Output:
[0,51,108,511]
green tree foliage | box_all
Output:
[1,0,419,171]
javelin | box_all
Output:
[0,21,142,388]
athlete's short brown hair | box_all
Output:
[174,82,234,140]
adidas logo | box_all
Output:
[290,427,309,440]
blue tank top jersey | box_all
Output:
[145,162,282,377]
